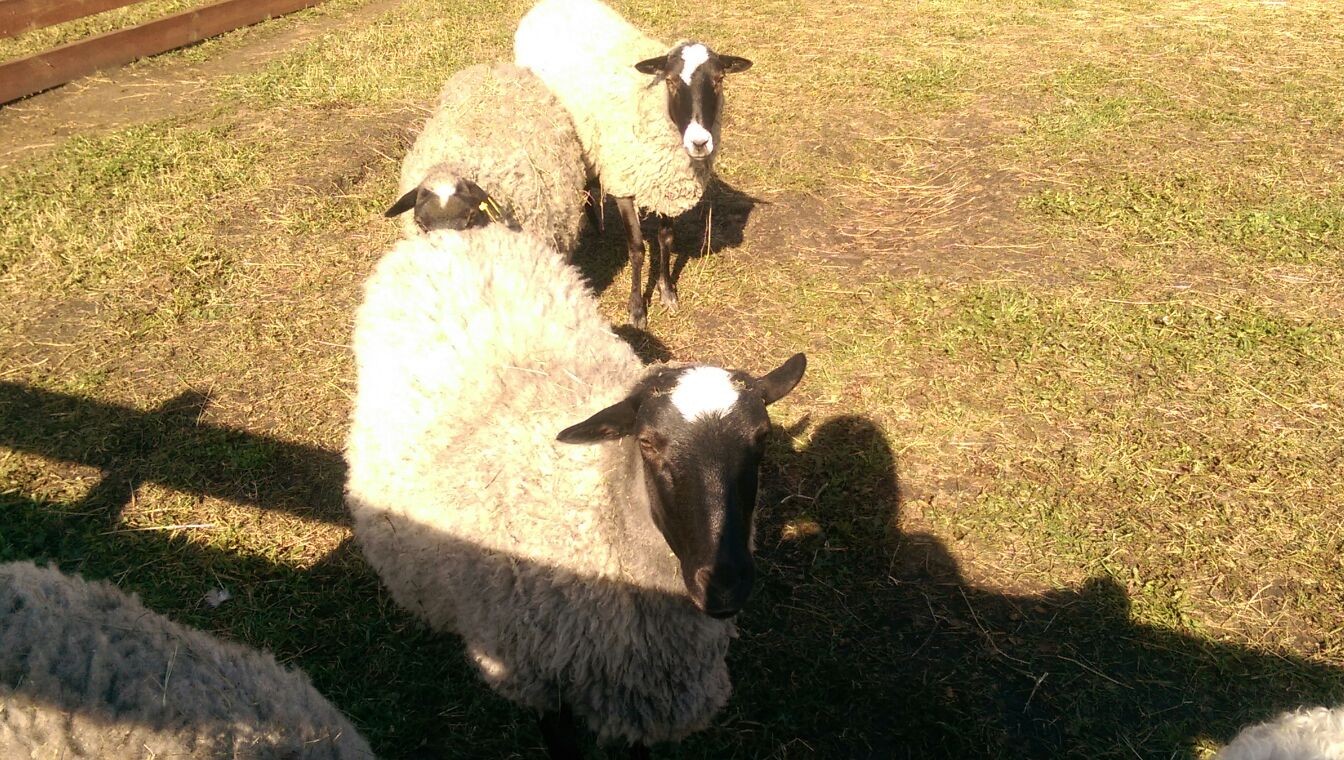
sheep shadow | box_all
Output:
[572,177,761,304]
[5,385,1344,759]
[710,414,1344,758]
[611,325,674,364]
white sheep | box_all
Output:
[515,0,753,327]
[385,62,588,258]
[0,560,374,760]
[344,222,805,757]
[1217,706,1344,760]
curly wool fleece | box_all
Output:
[1217,706,1344,760]
[398,62,587,255]
[515,0,713,218]
[345,225,735,745]
[0,561,374,760]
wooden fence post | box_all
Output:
[0,0,325,105]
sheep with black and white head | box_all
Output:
[346,210,805,757]
[385,62,587,257]
[515,0,752,328]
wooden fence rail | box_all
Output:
[0,0,323,105]
[0,0,143,38]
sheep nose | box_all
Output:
[690,137,709,149]
[693,566,752,619]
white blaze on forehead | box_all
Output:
[427,182,457,204]
[679,43,710,85]
[683,120,713,154]
[670,366,740,420]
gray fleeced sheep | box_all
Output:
[345,223,803,756]
[1217,706,1344,760]
[515,0,753,328]
[386,62,587,257]
[0,561,374,760]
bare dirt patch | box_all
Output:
[0,0,404,169]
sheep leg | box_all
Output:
[584,188,604,233]
[538,706,583,760]
[616,196,647,329]
[655,215,678,311]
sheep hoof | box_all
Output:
[659,285,679,311]
[629,299,648,329]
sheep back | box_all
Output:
[514,0,711,218]
[0,561,374,760]
[399,62,587,255]
[345,226,734,744]
[1217,706,1344,760]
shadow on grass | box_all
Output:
[0,382,347,526]
[611,324,674,364]
[572,177,762,304]
[2,386,1342,759]
[0,487,501,758]
[716,414,1344,759]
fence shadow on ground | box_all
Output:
[0,382,347,526]
[2,385,1342,759]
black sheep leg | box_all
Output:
[538,705,583,760]
[655,216,677,310]
[615,196,647,328]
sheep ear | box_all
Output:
[385,189,418,218]
[719,55,753,74]
[556,398,639,444]
[754,353,806,405]
[634,56,667,76]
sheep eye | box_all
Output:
[638,434,663,457]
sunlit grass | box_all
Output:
[2,0,1344,757]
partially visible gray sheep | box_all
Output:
[387,62,587,257]
[0,561,374,760]
[1217,706,1344,760]
[515,0,753,327]
[345,224,804,756]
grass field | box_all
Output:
[2,0,1343,757]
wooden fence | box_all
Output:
[0,0,324,105]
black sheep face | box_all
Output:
[556,354,807,618]
[634,42,752,162]
[384,177,513,233]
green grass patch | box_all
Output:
[1024,175,1343,265]
[219,0,529,107]
[0,122,263,287]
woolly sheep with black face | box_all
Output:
[515,0,752,328]
[634,42,752,163]
[558,359,805,619]
[346,221,805,758]
[385,62,587,257]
